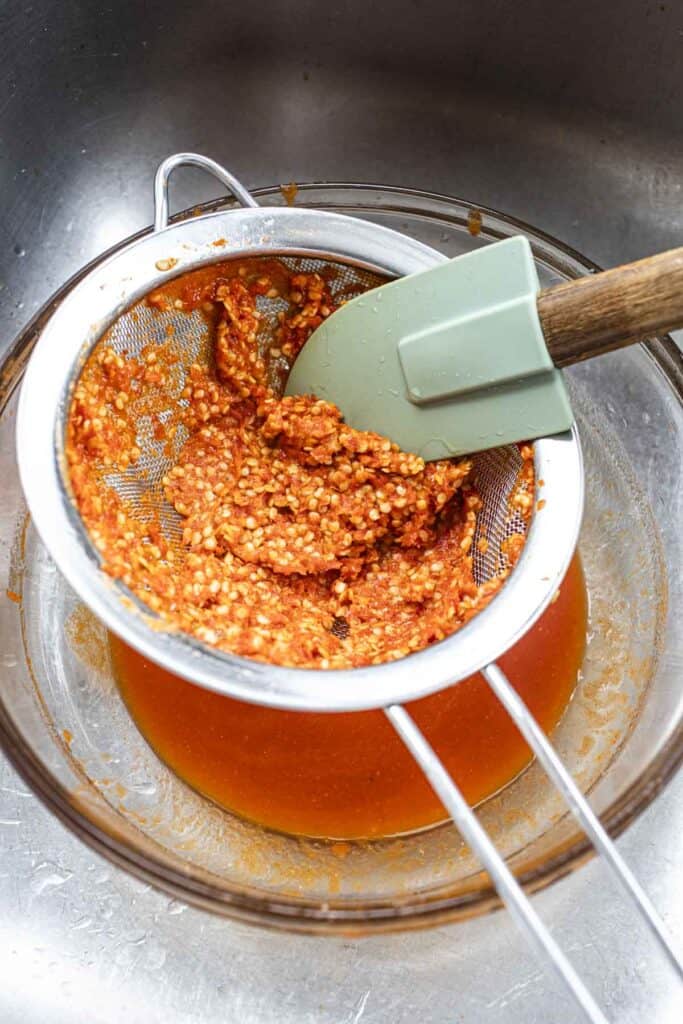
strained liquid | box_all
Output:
[111,555,586,839]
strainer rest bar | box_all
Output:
[387,703,610,1024]
[389,660,682,1024]
[482,664,683,979]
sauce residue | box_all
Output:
[111,553,586,839]
[467,208,483,236]
[280,182,299,206]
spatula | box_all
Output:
[285,237,683,458]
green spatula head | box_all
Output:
[284,236,574,459]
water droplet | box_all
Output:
[167,899,187,916]
[30,862,73,896]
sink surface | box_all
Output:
[1,2,682,1021]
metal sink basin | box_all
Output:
[1,2,681,1022]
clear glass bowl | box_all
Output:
[0,185,681,933]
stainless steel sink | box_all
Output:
[1,2,681,1022]
[3,0,683,356]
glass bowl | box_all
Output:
[0,185,681,933]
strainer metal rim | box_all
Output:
[16,203,583,712]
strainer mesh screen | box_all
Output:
[75,255,530,598]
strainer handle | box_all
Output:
[388,678,683,1021]
[480,663,683,978]
[153,152,259,232]
[386,704,610,1024]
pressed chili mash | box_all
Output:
[66,258,533,669]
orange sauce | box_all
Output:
[111,554,587,839]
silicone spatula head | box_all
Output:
[285,237,574,459]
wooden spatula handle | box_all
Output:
[537,246,683,367]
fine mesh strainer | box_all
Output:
[88,254,527,588]
[98,255,392,550]
[15,154,681,1018]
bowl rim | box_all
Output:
[0,181,681,933]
